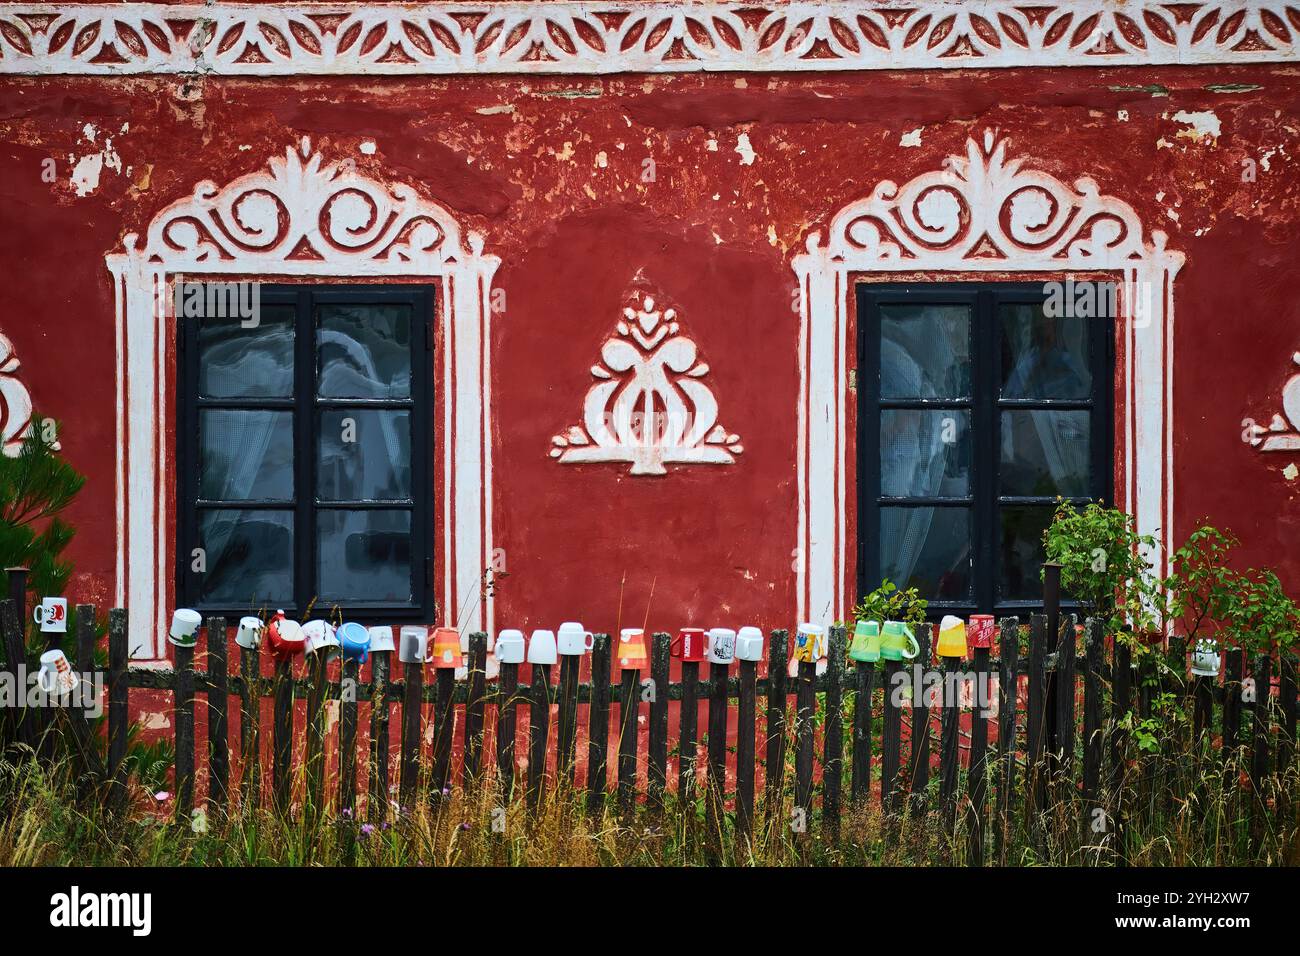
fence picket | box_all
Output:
[305,651,328,818]
[1,600,32,752]
[108,608,128,809]
[239,634,261,809]
[368,650,390,821]
[736,655,757,841]
[648,633,670,814]
[995,617,1019,863]
[882,658,903,816]
[680,658,700,806]
[464,633,488,787]
[967,642,990,866]
[794,658,816,832]
[1082,618,1104,826]
[939,657,961,838]
[585,635,610,814]
[205,616,229,813]
[1250,654,1272,810]
[339,654,359,819]
[909,624,933,815]
[1055,614,1077,782]
[556,649,580,787]
[399,659,422,807]
[528,663,552,810]
[707,655,730,837]
[823,625,845,829]
[174,639,196,821]
[497,658,520,802]
[1223,648,1244,760]
[1025,614,1048,823]
[764,630,788,815]
[618,667,639,811]
[851,658,874,804]
[432,667,455,800]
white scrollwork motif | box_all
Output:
[0,334,55,457]
[1,2,1297,75]
[1243,352,1300,451]
[550,288,743,476]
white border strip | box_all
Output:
[3,2,1298,76]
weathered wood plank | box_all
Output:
[497,660,520,803]
[174,640,196,820]
[909,624,933,815]
[707,655,730,838]
[432,667,455,801]
[679,658,700,806]
[585,635,610,815]
[339,654,359,819]
[399,659,422,807]
[736,655,757,842]
[823,625,845,829]
[939,658,961,837]
[618,668,639,812]
[850,661,875,804]
[648,632,670,814]
[793,659,816,829]
[239,632,261,810]
[995,617,1019,863]
[528,663,552,810]
[881,658,903,816]
[463,633,488,787]
[967,643,991,866]
[368,651,390,821]
[107,608,128,809]
[205,616,228,813]
[764,630,789,815]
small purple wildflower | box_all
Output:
[360,823,375,840]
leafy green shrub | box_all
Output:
[850,578,928,630]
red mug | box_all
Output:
[968,615,995,650]
[671,628,709,663]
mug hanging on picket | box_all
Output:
[302,620,341,662]
[671,628,709,663]
[168,608,201,648]
[793,623,826,664]
[968,614,995,650]
[368,625,396,654]
[708,627,736,665]
[494,629,526,664]
[235,616,263,650]
[398,626,429,665]
[1190,638,1221,678]
[430,627,461,668]
[338,622,369,664]
[616,628,648,669]
[849,620,881,663]
[880,620,919,661]
[735,626,764,662]
[936,615,967,658]
[557,621,595,656]
[38,649,78,695]
[527,629,558,666]
[33,597,68,634]
[266,611,306,663]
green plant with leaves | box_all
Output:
[1164,523,1239,646]
[1042,500,1162,637]
[1215,567,1300,657]
[850,578,928,631]
[0,420,85,605]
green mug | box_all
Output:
[849,620,881,663]
[880,620,919,661]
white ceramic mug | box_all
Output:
[708,627,736,665]
[236,616,263,650]
[33,597,68,634]
[368,625,396,654]
[398,625,429,664]
[494,629,526,664]
[557,621,594,656]
[38,648,77,694]
[527,629,557,666]
[169,608,202,647]
[735,626,764,662]
[302,620,341,661]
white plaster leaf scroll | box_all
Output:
[1,2,1297,76]
[1243,352,1300,451]
[551,289,742,476]
[0,333,57,457]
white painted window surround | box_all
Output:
[791,130,1184,628]
[107,139,499,659]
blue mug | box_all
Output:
[338,622,369,664]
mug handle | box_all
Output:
[705,633,715,656]
[901,625,920,660]
[670,634,682,657]
[32,606,43,625]
[37,666,54,693]
[584,631,594,651]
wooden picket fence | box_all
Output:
[3,600,1298,862]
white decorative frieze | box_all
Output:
[792,130,1183,628]
[0,333,58,457]
[2,2,1298,75]
[550,289,742,476]
[1243,353,1300,450]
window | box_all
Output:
[857,283,1113,617]
[178,284,434,620]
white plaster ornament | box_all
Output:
[1242,352,1300,451]
[550,290,742,476]
[1,2,1296,76]
[0,333,58,457]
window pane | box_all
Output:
[318,304,413,399]
[200,410,294,501]
[1000,410,1090,497]
[198,303,294,398]
[1000,505,1054,601]
[318,409,411,501]
[1000,303,1092,399]
[317,509,412,603]
[881,410,970,498]
[880,303,970,399]
[879,506,971,601]
[197,509,293,606]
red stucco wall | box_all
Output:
[1,64,1298,643]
